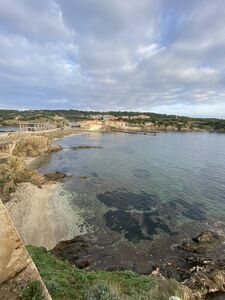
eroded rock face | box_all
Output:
[9,156,45,186]
[12,135,50,157]
[0,199,51,299]
[12,135,62,157]
[0,156,45,202]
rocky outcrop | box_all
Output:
[0,133,66,202]
[52,236,94,269]
[0,199,51,299]
[12,135,62,157]
[159,231,225,299]
[0,155,45,202]
[48,143,62,153]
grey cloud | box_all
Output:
[0,0,225,117]
[0,0,71,41]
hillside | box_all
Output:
[1,109,225,132]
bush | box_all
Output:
[45,279,59,294]
[85,281,120,300]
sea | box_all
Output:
[37,131,225,271]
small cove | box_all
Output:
[37,131,225,271]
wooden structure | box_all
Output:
[19,122,57,132]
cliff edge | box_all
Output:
[0,198,51,299]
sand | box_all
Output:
[5,182,85,250]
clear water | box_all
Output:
[38,132,225,251]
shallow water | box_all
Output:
[38,132,225,267]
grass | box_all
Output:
[27,245,191,300]
[21,280,43,300]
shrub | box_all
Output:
[21,280,43,300]
[85,281,120,300]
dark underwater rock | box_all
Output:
[70,145,102,150]
[52,235,95,269]
[44,171,66,181]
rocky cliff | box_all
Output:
[0,199,51,299]
[0,132,65,202]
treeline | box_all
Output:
[0,109,225,131]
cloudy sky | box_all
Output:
[0,0,225,117]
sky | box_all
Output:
[0,0,225,117]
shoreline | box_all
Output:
[5,182,85,250]
[1,129,86,250]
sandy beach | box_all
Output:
[5,182,85,249]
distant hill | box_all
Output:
[0,109,225,132]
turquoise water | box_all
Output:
[38,132,225,246]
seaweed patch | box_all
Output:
[97,190,158,210]
[104,210,175,241]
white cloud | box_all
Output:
[137,44,165,59]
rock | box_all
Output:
[150,266,165,280]
[192,231,219,244]
[186,269,225,297]
[0,156,45,202]
[74,260,90,269]
[79,176,90,180]
[178,241,210,253]
[12,135,50,157]
[178,231,221,254]
[44,171,66,181]
[70,145,102,150]
[27,150,40,157]
[0,199,51,299]
[169,297,182,300]
[158,262,181,281]
[11,135,62,157]
[52,235,96,269]
[49,144,62,152]
[165,232,225,298]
